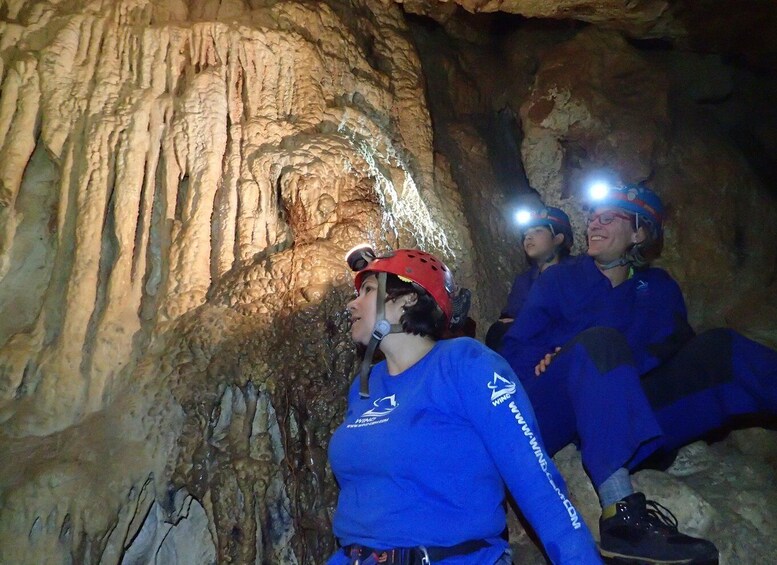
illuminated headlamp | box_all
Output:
[345,244,376,272]
[588,180,612,202]
[515,209,533,226]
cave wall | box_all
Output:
[408,11,777,564]
[1,0,776,564]
[0,0,476,562]
[410,13,777,336]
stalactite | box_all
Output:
[0,0,468,562]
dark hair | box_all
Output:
[384,273,446,339]
[557,234,573,258]
[522,226,572,261]
[627,215,663,268]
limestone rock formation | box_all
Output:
[0,0,473,562]
[0,1,776,564]
[508,432,777,564]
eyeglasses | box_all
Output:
[587,211,633,226]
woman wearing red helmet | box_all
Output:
[326,246,602,565]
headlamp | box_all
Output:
[588,180,612,202]
[345,244,376,272]
[515,209,533,226]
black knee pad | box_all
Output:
[689,328,734,354]
[565,327,635,374]
[642,328,735,409]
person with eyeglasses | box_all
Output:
[485,205,576,352]
[501,182,777,565]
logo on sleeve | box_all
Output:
[488,373,516,406]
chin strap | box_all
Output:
[597,240,648,271]
[596,258,637,284]
[359,271,403,399]
[595,257,630,271]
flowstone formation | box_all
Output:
[0,1,475,563]
[1,0,777,564]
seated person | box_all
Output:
[486,205,575,351]
[501,182,777,565]
[327,246,603,564]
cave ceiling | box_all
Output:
[400,0,777,72]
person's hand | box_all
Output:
[534,347,562,376]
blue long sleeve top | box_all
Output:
[501,265,540,318]
[502,256,694,383]
[327,338,602,564]
[501,256,576,319]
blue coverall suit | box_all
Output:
[503,256,575,318]
[327,338,602,564]
[486,257,574,352]
[503,265,541,319]
[501,256,777,489]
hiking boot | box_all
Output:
[599,493,719,564]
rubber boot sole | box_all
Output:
[601,554,719,565]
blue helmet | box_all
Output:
[587,183,664,239]
[517,206,574,248]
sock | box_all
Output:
[598,467,633,509]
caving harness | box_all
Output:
[343,539,490,565]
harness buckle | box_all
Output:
[417,546,430,565]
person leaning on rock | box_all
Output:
[501,181,777,565]
[485,205,576,352]
[326,246,603,564]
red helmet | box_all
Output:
[350,248,456,323]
